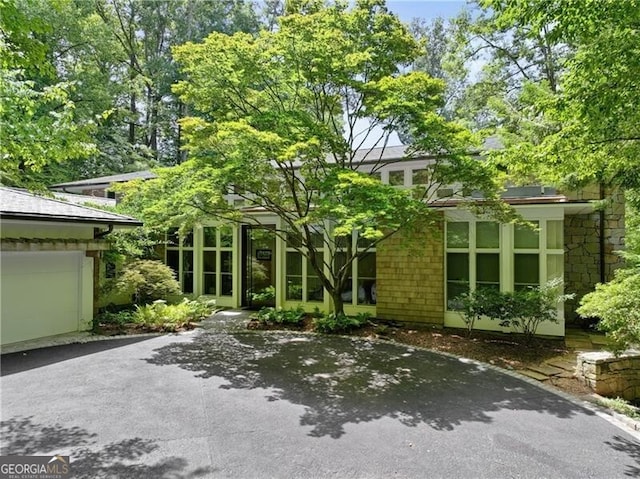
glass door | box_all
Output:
[242,225,277,308]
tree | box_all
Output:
[473,0,640,193]
[0,0,95,188]
[4,0,261,187]
[466,0,640,347]
[409,15,470,122]
[118,0,505,315]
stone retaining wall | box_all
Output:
[575,351,640,400]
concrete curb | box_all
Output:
[1,331,166,355]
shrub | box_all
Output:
[251,286,276,303]
[114,260,182,304]
[254,306,305,325]
[459,288,504,337]
[132,298,216,329]
[457,279,572,342]
[499,279,573,342]
[313,312,370,334]
[93,310,134,331]
[578,265,640,353]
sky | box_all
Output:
[387,0,469,23]
[350,1,472,147]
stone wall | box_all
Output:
[576,351,640,400]
[564,187,625,323]
[376,219,444,325]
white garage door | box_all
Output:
[1,251,83,345]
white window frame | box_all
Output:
[444,207,566,336]
[165,228,194,295]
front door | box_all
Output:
[242,225,277,308]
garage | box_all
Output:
[0,187,141,347]
[1,251,91,345]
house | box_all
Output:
[51,146,626,337]
[50,170,157,199]
[0,187,141,347]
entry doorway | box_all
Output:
[242,225,277,309]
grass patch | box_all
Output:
[595,396,640,420]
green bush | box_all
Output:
[114,260,182,304]
[457,279,572,342]
[499,279,572,341]
[459,287,504,337]
[254,306,305,325]
[313,312,370,334]
[93,310,134,330]
[251,286,276,303]
[132,298,216,330]
[578,265,640,353]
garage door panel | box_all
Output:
[1,251,82,345]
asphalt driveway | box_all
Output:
[1,313,639,478]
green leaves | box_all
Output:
[120,0,508,313]
[578,267,640,354]
[477,0,640,192]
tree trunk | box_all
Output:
[331,290,345,316]
[129,52,137,144]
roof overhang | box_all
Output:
[0,213,142,228]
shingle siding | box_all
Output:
[376,218,444,325]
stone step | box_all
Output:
[517,369,549,381]
[565,339,595,349]
[545,359,577,372]
[527,364,565,376]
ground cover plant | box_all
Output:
[94,298,216,334]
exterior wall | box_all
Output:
[1,221,95,240]
[376,219,444,325]
[564,188,625,323]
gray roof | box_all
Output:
[53,192,117,207]
[50,170,157,189]
[0,187,141,226]
[48,140,501,190]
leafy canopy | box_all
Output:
[118,0,504,311]
[477,0,640,192]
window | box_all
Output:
[166,228,194,294]
[445,218,564,311]
[285,228,325,302]
[202,226,234,297]
[514,222,539,290]
[388,170,405,186]
[334,231,377,306]
[412,169,429,185]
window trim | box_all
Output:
[443,207,566,336]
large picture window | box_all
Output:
[445,218,564,311]
[446,221,500,309]
[335,231,377,306]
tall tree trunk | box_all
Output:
[176,100,188,163]
[331,290,345,316]
[128,63,136,144]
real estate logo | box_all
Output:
[0,455,70,479]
